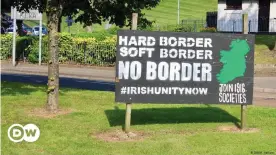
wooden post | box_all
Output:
[132,13,138,30]
[241,13,248,130]
[124,13,138,133]
[243,14,248,34]
[241,103,247,129]
[125,103,132,133]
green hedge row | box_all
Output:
[0,35,42,61]
[0,26,215,66]
[0,33,116,66]
[0,34,13,60]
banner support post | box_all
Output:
[12,7,17,67]
[241,13,248,130]
[124,13,138,133]
[124,103,132,133]
[39,14,42,65]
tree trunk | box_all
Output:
[274,41,276,51]
[46,4,62,113]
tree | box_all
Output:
[45,0,63,113]
[274,41,276,51]
[10,0,160,113]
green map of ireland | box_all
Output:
[216,39,250,84]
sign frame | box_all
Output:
[11,7,43,66]
[114,30,255,105]
[116,13,252,133]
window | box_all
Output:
[226,0,242,10]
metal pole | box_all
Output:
[177,0,180,25]
[233,21,235,33]
[12,7,17,67]
[39,15,42,65]
[84,43,86,64]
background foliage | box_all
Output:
[0,34,13,60]
[0,25,194,66]
[0,32,117,66]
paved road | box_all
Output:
[1,61,115,82]
[254,77,276,89]
[1,73,115,92]
[2,61,276,91]
[1,73,275,107]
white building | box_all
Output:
[217,0,276,33]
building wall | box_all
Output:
[217,2,243,32]
[242,0,259,32]
[269,0,276,32]
[217,0,259,32]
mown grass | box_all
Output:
[23,13,109,34]
[19,0,276,65]
[143,0,217,25]
[255,35,276,64]
[22,0,217,33]
[1,81,276,155]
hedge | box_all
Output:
[0,34,13,60]
[0,25,204,66]
[200,27,217,33]
[0,33,117,66]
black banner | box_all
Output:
[115,30,255,105]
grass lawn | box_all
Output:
[23,13,109,34]
[1,81,276,155]
[21,0,217,33]
[17,0,276,65]
[255,35,276,64]
[143,0,217,25]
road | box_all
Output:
[1,61,276,107]
[2,72,276,107]
[1,73,115,92]
[2,61,276,90]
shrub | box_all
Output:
[0,32,117,66]
[138,25,155,31]
[56,33,116,65]
[70,36,97,64]
[0,34,13,60]
[16,36,37,61]
[25,36,48,63]
[72,31,114,41]
[106,26,121,35]
[0,34,37,61]
[200,27,217,33]
[102,36,116,44]
[72,35,116,65]
[173,25,194,32]
[58,33,74,63]
[95,36,116,65]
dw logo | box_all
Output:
[8,124,40,143]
